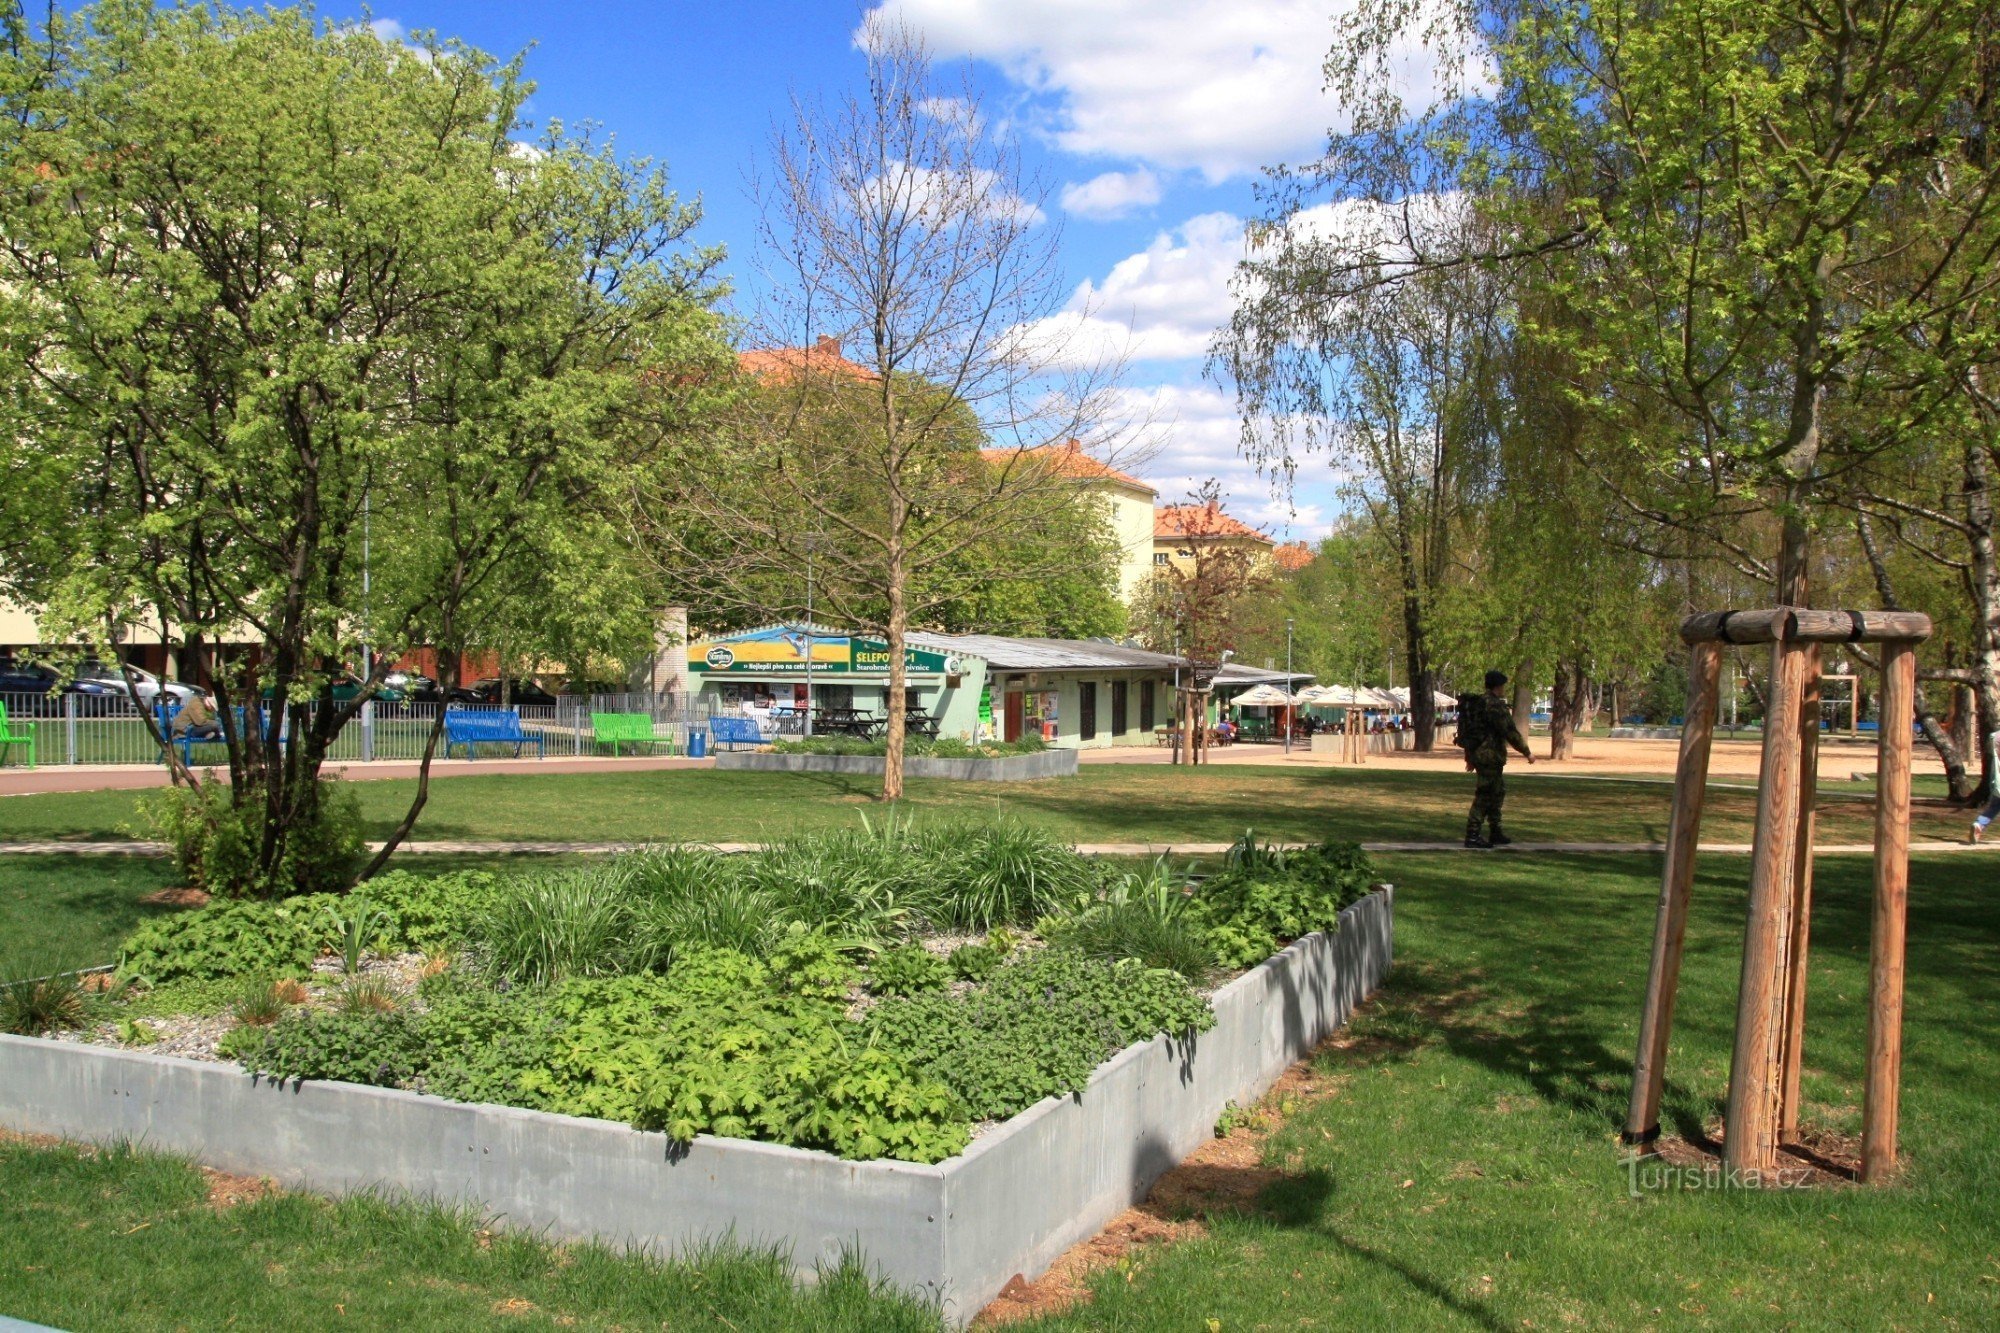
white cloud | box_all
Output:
[367,18,405,43]
[868,0,1474,182]
[1018,211,1244,367]
[863,162,1047,228]
[1059,168,1162,221]
[1111,382,1334,540]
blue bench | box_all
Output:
[154,701,283,765]
[443,707,544,760]
[707,716,765,751]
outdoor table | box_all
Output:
[813,707,881,738]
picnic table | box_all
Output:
[813,707,881,738]
[904,710,941,740]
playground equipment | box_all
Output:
[1624,606,1931,1183]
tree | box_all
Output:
[1221,196,1503,751]
[0,3,727,892]
[634,19,1130,800]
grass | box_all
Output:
[1018,852,2000,1329]
[0,763,1974,847]
[0,855,187,977]
[0,1137,941,1331]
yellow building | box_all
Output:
[980,441,1160,605]
[1151,502,1275,576]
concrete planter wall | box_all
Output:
[714,747,1079,782]
[0,889,1391,1326]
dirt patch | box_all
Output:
[201,1165,276,1208]
[973,1033,1348,1325]
[138,886,211,907]
[1644,1119,1862,1188]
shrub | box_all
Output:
[745,819,921,941]
[351,869,501,952]
[412,981,560,1110]
[866,949,1213,1121]
[924,820,1097,931]
[136,778,363,899]
[1191,836,1375,970]
[869,945,948,997]
[238,1008,423,1087]
[229,978,289,1027]
[0,969,90,1035]
[117,899,319,984]
[336,976,399,1015]
[1046,905,1213,979]
[769,734,1046,758]
[631,876,777,966]
[473,869,634,986]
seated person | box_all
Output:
[171,694,223,741]
[1214,717,1236,741]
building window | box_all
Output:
[1079,682,1097,740]
[1111,681,1129,736]
[1140,680,1156,729]
[1152,552,1170,565]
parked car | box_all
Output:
[449,677,559,708]
[0,658,128,714]
[73,660,204,710]
[383,670,441,702]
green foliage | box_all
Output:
[473,870,635,986]
[946,943,1003,983]
[1047,905,1213,980]
[865,949,1214,1121]
[352,870,501,952]
[116,1017,159,1046]
[239,1009,424,1087]
[136,780,363,900]
[868,946,949,997]
[116,900,318,985]
[1193,837,1374,970]
[320,903,390,975]
[923,820,1098,931]
[228,978,289,1028]
[336,977,400,1016]
[411,980,561,1110]
[765,927,860,1002]
[0,968,90,1035]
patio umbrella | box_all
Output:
[1230,683,1299,707]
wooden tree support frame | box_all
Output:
[1623,607,1930,1184]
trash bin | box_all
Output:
[688,728,707,758]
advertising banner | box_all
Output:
[688,625,955,675]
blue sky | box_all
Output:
[327,1,1409,541]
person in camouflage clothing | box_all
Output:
[1463,669,1534,848]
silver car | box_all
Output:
[74,661,205,709]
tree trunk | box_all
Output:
[1512,663,1535,736]
[882,542,909,802]
[1964,440,2000,802]
[1550,659,1587,760]
[1400,591,1434,751]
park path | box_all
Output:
[3,838,1990,857]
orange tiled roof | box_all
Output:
[979,440,1156,494]
[737,335,874,381]
[1272,541,1314,572]
[1154,502,1273,544]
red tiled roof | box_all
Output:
[979,440,1156,494]
[1272,541,1314,572]
[737,335,875,381]
[1154,502,1273,544]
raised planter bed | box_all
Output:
[714,747,1079,782]
[0,889,1391,1326]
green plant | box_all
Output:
[925,820,1097,930]
[869,945,949,997]
[238,1009,423,1087]
[866,949,1214,1122]
[351,869,501,951]
[473,869,634,985]
[117,1018,159,1046]
[0,968,90,1035]
[116,900,318,984]
[946,942,1003,983]
[229,978,289,1027]
[136,779,363,899]
[1046,903,1213,979]
[320,902,391,974]
[336,976,399,1015]
[1192,838,1374,970]
[766,927,860,1002]
[631,877,778,966]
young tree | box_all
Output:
[0,4,727,892]
[635,19,1130,799]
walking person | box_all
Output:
[1972,729,2000,843]
[1457,669,1534,849]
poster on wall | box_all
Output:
[687,625,955,676]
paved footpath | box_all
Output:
[2,838,1989,857]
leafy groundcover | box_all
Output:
[27,824,1372,1165]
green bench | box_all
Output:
[0,701,36,768]
[591,711,677,756]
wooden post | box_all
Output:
[1776,644,1821,1144]
[1624,640,1724,1147]
[1724,636,1808,1177]
[1863,640,1916,1181]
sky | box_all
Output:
[328,1,1390,541]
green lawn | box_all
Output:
[1021,851,2000,1329]
[0,1140,939,1332]
[0,764,1969,847]
[0,856,187,976]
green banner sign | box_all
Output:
[688,626,957,675]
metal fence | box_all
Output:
[0,690,752,768]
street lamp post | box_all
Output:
[1284,617,1295,756]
